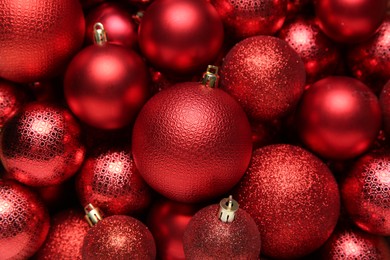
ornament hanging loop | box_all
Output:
[84,203,103,227]
[218,195,239,223]
[202,65,219,88]
[93,22,108,46]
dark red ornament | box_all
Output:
[380,80,390,136]
[287,0,311,18]
[0,79,25,127]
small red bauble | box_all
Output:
[296,76,381,160]
[138,0,224,74]
[233,144,340,259]
[0,79,25,127]
[0,103,86,187]
[315,0,387,43]
[221,36,306,122]
[380,80,390,136]
[0,0,85,83]
[0,180,50,259]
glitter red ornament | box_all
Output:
[380,80,390,136]
[0,102,86,187]
[0,180,50,259]
[233,144,340,259]
[221,36,306,122]
[0,0,85,83]
[0,79,25,127]
[296,76,381,160]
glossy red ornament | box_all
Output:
[380,80,390,136]
[210,0,287,39]
[35,209,89,259]
[0,103,86,187]
[0,0,85,83]
[221,36,306,122]
[296,76,381,160]
[82,215,156,259]
[233,144,340,259]
[0,180,50,259]
[0,79,25,127]
[138,0,224,74]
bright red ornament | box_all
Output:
[296,76,381,160]
[0,79,25,127]
[138,0,224,74]
[233,144,340,259]
[0,0,85,83]
[0,103,86,187]
[132,66,252,203]
[221,36,306,122]
[380,80,390,136]
[315,0,387,43]
[0,180,50,259]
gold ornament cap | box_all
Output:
[84,203,103,227]
[218,195,239,223]
[202,65,219,88]
[93,23,108,46]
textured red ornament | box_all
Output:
[233,144,340,259]
[138,0,224,74]
[0,79,25,127]
[35,209,90,259]
[0,0,85,83]
[296,76,381,160]
[221,36,306,122]
[210,0,287,39]
[380,80,390,136]
[278,17,340,83]
[0,103,86,187]
[315,0,387,43]
[82,215,156,259]
[0,180,50,259]
[341,152,390,236]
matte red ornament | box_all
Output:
[0,180,50,259]
[0,103,86,187]
[0,0,85,83]
[138,0,224,74]
[315,0,387,43]
[221,36,306,122]
[296,76,381,160]
[233,144,340,259]
[380,80,390,136]
[0,79,25,127]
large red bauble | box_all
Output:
[380,80,390,135]
[64,44,149,130]
[0,79,25,127]
[132,82,252,203]
[221,36,306,122]
[210,0,287,39]
[315,0,387,43]
[138,0,224,74]
[0,103,86,187]
[233,144,340,259]
[0,180,50,259]
[0,0,85,83]
[296,76,381,160]
[82,215,156,259]
[341,152,390,236]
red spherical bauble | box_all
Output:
[315,0,387,43]
[380,80,390,135]
[296,76,381,160]
[210,0,287,39]
[138,0,224,74]
[0,103,86,187]
[233,144,340,259]
[221,36,306,122]
[278,17,340,83]
[0,79,25,127]
[0,0,85,83]
[0,180,50,259]
[82,215,156,259]
[341,152,390,236]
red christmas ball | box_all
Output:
[315,0,387,43]
[210,0,287,39]
[341,152,390,236]
[0,180,50,259]
[0,79,25,127]
[35,209,90,259]
[82,215,156,259]
[296,76,381,160]
[138,0,224,74]
[64,43,149,130]
[233,144,340,259]
[0,103,86,187]
[0,0,85,83]
[278,17,340,83]
[221,36,306,122]
[380,80,390,136]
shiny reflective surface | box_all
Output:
[0,79,25,127]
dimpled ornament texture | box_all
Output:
[0,0,85,83]
[0,103,86,187]
[221,36,306,122]
[82,215,156,260]
[0,79,25,127]
[0,180,50,259]
[132,82,252,203]
[233,144,340,259]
